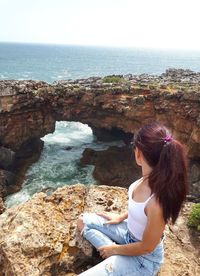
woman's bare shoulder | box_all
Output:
[146,196,164,219]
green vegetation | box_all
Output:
[188,203,200,231]
[103,75,125,83]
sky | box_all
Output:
[0,0,200,50]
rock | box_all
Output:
[0,197,5,214]
[0,185,199,275]
[190,162,200,183]
[0,169,15,197]
[81,146,140,187]
[64,146,73,151]
[0,146,15,169]
[189,161,200,197]
[80,148,97,165]
[0,184,128,275]
[92,126,133,143]
[0,138,44,198]
[158,203,200,276]
[15,138,44,160]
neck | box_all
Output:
[141,162,152,178]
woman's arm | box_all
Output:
[98,199,165,258]
[97,211,128,224]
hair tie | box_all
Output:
[163,135,173,143]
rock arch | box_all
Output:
[0,71,200,198]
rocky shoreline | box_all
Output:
[0,68,200,202]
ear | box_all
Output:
[135,147,142,166]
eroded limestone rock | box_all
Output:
[0,185,199,276]
[0,184,127,275]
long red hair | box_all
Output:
[134,122,188,223]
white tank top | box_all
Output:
[127,178,154,241]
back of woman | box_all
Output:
[77,121,188,276]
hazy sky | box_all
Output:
[0,0,200,50]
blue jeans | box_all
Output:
[79,213,164,276]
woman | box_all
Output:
[77,122,188,275]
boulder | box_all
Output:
[81,146,140,187]
[0,184,127,275]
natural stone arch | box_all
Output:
[0,73,200,199]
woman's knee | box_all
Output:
[77,214,84,232]
[77,213,104,234]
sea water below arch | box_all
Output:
[5,121,124,208]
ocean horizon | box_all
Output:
[1,42,200,83]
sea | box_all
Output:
[1,42,200,207]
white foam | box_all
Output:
[42,122,93,146]
[5,190,30,208]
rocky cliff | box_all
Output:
[0,69,200,198]
[0,184,199,275]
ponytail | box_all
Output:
[134,122,188,224]
[148,140,188,223]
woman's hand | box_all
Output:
[98,244,119,259]
[96,211,125,225]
